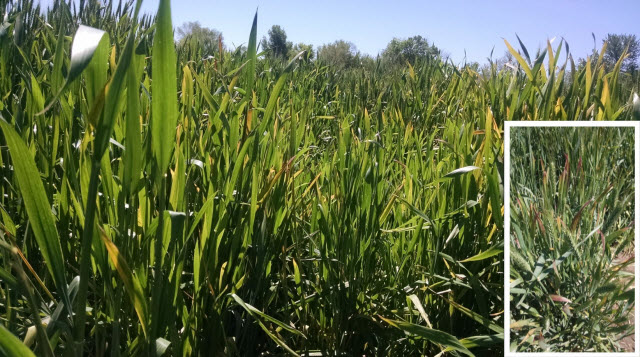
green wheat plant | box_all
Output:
[510,126,635,352]
[0,0,638,355]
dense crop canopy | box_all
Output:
[0,0,637,356]
[510,126,635,352]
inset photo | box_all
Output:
[505,122,638,355]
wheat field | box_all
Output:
[0,0,639,356]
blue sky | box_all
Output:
[41,0,640,65]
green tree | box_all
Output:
[359,54,377,71]
[289,42,314,62]
[603,33,640,72]
[176,21,223,58]
[381,35,440,65]
[495,51,514,70]
[261,25,292,59]
[317,40,359,70]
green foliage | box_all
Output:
[261,24,292,59]
[510,126,634,352]
[0,0,637,356]
[382,35,441,66]
[317,40,360,70]
[603,33,639,73]
[176,21,224,60]
[0,324,36,357]
[289,42,314,61]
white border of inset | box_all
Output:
[504,121,639,357]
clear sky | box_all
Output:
[40,0,640,65]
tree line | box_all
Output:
[177,22,444,70]
[177,21,639,84]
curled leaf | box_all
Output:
[39,25,107,114]
[549,294,571,304]
[444,166,480,178]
